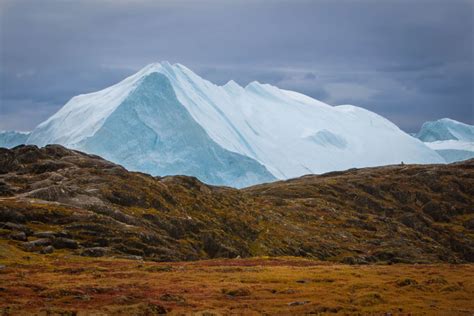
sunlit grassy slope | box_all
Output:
[0,243,473,315]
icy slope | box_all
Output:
[27,62,444,185]
[0,131,30,148]
[29,71,274,187]
[416,118,474,163]
[78,72,275,187]
[417,118,474,142]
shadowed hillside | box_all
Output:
[1,145,473,263]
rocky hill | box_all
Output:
[0,145,473,263]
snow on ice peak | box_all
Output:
[24,62,447,187]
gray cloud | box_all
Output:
[0,0,472,132]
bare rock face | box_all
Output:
[0,145,473,263]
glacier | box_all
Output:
[416,118,474,163]
[14,61,446,187]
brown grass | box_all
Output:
[1,243,473,315]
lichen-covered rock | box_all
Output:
[22,238,52,252]
[33,231,57,239]
[52,237,78,249]
[80,247,109,257]
[9,231,27,241]
[41,245,54,254]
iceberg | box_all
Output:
[0,131,30,148]
[416,118,474,163]
[22,62,445,186]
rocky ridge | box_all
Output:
[0,145,473,263]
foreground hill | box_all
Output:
[0,145,473,264]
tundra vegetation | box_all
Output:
[0,145,473,314]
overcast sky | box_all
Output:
[0,0,473,132]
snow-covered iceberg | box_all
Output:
[19,62,445,186]
[416,118,474,163]
[0,131,30,148]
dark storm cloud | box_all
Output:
[0,0,472,132]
